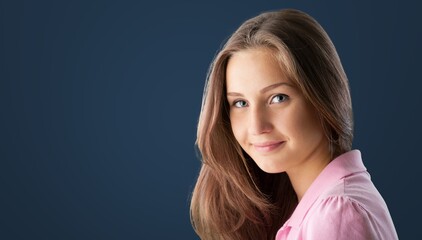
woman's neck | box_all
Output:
[286,146,332,201]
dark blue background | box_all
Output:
[1,0,420,239]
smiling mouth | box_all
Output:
[252,141,285,153]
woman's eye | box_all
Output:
[271,94,288,104]
[234,100,248,108]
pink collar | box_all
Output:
[286,150,367,228]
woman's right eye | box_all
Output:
[234,100,248,108]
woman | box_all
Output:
[190,9,398,239]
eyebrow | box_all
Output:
[226,82,293,97]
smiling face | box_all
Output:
[226,48,330,174]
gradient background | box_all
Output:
[1,0,420,239]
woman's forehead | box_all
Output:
[225,48,297,90]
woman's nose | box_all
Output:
[248,106,273,135]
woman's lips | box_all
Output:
[252,141,285,153]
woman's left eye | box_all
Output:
[270,94,289,104]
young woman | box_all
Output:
[190,9,398,240]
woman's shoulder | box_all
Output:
[302,174,398,239]
[301,195,378,239]
[319,169,388,214]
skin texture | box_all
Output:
[226,48,331,200]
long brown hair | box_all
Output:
[190,9,353,239]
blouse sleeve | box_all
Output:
[302,196,379,240]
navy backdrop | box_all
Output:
[1,0,420,239]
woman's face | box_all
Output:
[226,48,329,174]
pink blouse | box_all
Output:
[275,150,398,240]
